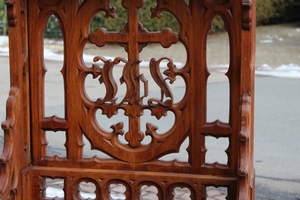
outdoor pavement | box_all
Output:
[0,23,300,199]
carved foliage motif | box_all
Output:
[27,0,252,169]
[0,0,256,199]
[28,0,247,167]
[78,0,189,159]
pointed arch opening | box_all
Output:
[206,15,230,123]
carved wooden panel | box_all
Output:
[0,0,256,199]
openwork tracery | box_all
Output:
[0,0,255,199]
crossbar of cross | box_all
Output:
[88,1,178,148]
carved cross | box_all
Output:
[88,0,178,148]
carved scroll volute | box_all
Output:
[242,0,252,30]
[5,0,17,27]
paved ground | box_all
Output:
[0,23,300,199]
[254,76,300,199]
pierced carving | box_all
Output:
[148,106,168,120]
[100,105,119,119]
[89,22,178,52]
[139,184,161,199]
[119,59,142,105]
[242,0,252,30]
[88,28,108,48]
[80,2,184,154]
[145,123,159,138]
[110,122,125,138]
[148,57,176,107]
[167,183,196,200]
[92,56,124,105]
[73,178,101,199]
[2,0,256,198]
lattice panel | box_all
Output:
[28,0,243,175]
[32,167,237,199]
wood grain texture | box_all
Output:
[0,0,256,199]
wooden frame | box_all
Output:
[0,0,256,199]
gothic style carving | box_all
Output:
[79,0,186,158]
[0,87,19,199]
[0,0,256,199]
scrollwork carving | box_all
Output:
[3,0,256,198]
[80,3,185,157]
[119,59,141,105]
[148,57,176,107]
[92,56,125,105]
